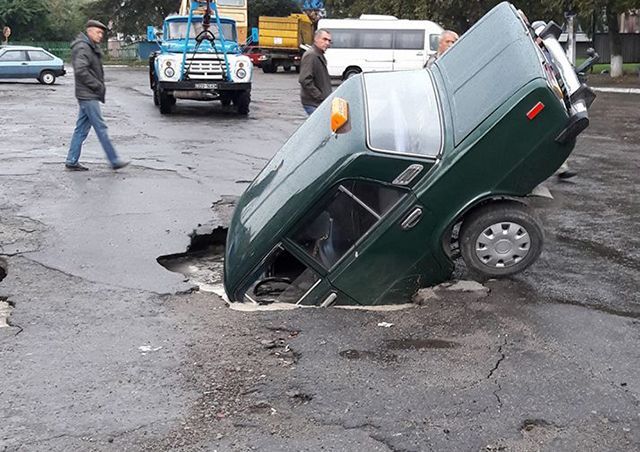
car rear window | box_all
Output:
[364,70,442,157]
[28,50,53,61]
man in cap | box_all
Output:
[65,19,129,171]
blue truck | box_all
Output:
[148,0,252,115]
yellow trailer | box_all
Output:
[257,14,313,73]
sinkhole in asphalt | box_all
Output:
[0,258,13,329]
[157,227,228,299]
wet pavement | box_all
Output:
[1,68,639,451]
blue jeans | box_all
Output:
[302,104,317,116]
[66,100,119,166]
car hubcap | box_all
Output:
[43,74,53,83]
[475,221,530,268]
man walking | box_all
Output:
[65,20,129,171]
[426,30,459,68]
[299,29,332,116]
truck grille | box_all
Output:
[185,54,227,80]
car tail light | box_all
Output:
[526,102,545,120]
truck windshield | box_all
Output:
[167,21,235,41]
[364,70,442,158]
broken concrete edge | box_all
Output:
[223,280,490,312]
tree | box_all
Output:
[248,0,300,29]
[85,0,178,37]
[0,0,48,40]
[567,0,638,77]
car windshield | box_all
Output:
[166,21,235,41]
[364,70,442,157]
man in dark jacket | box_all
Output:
[298,29,332,116]
[65,20,129,171]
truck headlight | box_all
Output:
[164,66,175,78]
[235,68,247,79]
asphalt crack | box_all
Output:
[487,337,507,410]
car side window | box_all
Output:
[28,51,54,61]
[0,50,27,62]
[394,30,425,50]
[290,180,406,269]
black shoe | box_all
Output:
[65,163,89,171]
[557,170,577,179]
[112,160,130,170]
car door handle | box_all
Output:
[401,207,423,230]
[21,62,28,65]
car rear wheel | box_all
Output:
[39,70,56,85]
[459,202,544,280]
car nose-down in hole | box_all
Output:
[224,2,597,307]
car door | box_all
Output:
[0,50,28,78]
[392,29,426,71]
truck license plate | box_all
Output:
[195,83,217,89]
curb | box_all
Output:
[592,86,640,94]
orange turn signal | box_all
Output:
[331,97,349,132]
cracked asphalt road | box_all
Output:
[1,69,639,451]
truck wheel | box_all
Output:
[234,91,250,115]
[459,202,544,280]
[262,63,276,74]
[38,70,56,85]
[159,90,174,114]
[153,86,160,106]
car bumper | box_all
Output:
[158,81,251,91]
[54,68,66,77]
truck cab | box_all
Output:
[149,0,252,114]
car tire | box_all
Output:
[39,70,56,85]
[459,202,544,280]
[234,90,250,115]
[158,89,174,114]
[343,67,361,80]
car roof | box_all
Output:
[0,45,47,51]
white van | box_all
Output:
[318,15,443,79]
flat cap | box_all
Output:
[86,19,108,31]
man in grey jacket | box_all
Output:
[298,29,332,116]
[65,20,129,171]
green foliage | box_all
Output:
[0,0,91,41]
[84,0,178,37]
[248,0,300,28]
[0,0,49,39]
[324,0,571,31]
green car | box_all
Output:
[224,2,597,306]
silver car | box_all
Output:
[0,45,66,85]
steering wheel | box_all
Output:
[253,277,292,299]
